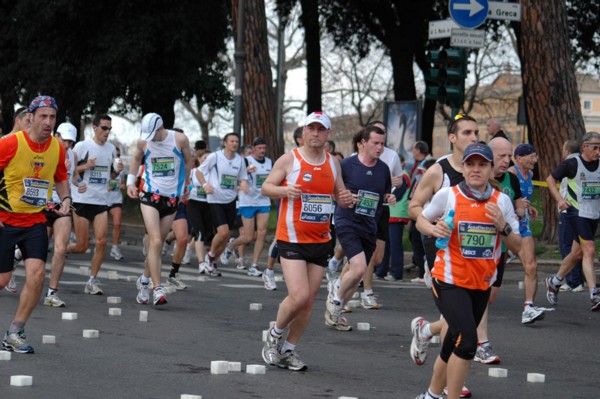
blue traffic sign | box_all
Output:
[449,0,489,29]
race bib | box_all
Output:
[300,194,333,223]
[458,221,496,259]
[354,190,380,218]
[89,165,109,184]
[255,173,268,188]
[20,178,50,207]
[151,157,175,177]
[581,180,600,200]
[195,185,207,200]
[220,174,237,189]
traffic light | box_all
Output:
[424,48,467,110]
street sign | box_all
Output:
[429,19,460,39]
[449,0,489,29]
[451,29,485,48]
[487,1,521,21]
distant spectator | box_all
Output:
[195,139,208,151]
[293,126,303,147]
[9,106,31,135]
[486,117,508,140]
[325,140,336,154]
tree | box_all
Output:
[0,0,231,134]
[516,0,586,242]
[232,0,279,156]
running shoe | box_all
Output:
[220,238,235,265]
[142,236,147,256]
[198,262,209,274]
[384,274,402,281]
[278,350,307,371]
[325,299,352,331]
[153,285,167,305]
[361,293,380,309]
[326,257,340,282]
[262,329,282,366]
[110,245,124,260]
[136,283,149,305]
[572,284,584,292]
[161,241,171,256]
[545,276,559,305]
[559,284,573,292]
[591,295,600,312]
[2,330,34,354]
[84,279,103,295]
[443,386,473,398]
[247,265,262,277]
[410,316,431,365]
[14,247,22,262]
[522,305,545,324]
[474,341,501,364]
[182,248,192,265]
[44,293,66,307]
[262,270,277,290]
[204,254,221,277]
[4,274,17,293]
[167,276,188,290]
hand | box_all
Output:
[116,160,124,172]
[529,206,539,220]
[204,184,214,195]
[77,181,88,193]
[247,165,257,173]
[557,199,570,211]
[432,220,452,239]
[126,185,138,199]
[484,202,506,231]
[56,199,71,216]
[337,189,354,208]
[240,180,250,195]
[391,175,403,187]
[385,193,396,206]
[286,184,302,200]
[86,157,97,169]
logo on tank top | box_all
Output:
[313,167,321,171]
[303,173,312,182]
[366,170,373,175]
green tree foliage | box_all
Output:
[0,0,231,132]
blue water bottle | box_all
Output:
[435,209,455,249]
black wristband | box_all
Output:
[61,196,72,202]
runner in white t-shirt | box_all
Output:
[196,132,249,276]
[68,114,123,295]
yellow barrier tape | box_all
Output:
[533,180,548,187]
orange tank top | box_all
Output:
[432,186,502,290]
[275,148,336,244]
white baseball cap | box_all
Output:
[141,113,163,141]
[304,111,331,129]
[56,122,77,142]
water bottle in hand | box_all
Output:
[435,209,455,249]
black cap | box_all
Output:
[252,137,267,146]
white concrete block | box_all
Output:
[351,292,360,299]
[431,335,440,344]
[357,322,370,331]
[518,281,524,290]
[83,329,99,338]
[338,397,359,399]
[10,375,32,386]
[164,285,176,294]
[228,362,242,372]
[42,335,56,344]
[249,303,263,311]
[126,276,138,282]
[79,266,90,275]
[489,367,508,378]
[210,360,229,374]
[197,276,208,282]
[139,311,148,322]
[0,351,12,360]
[262,330,269,342]
[181,395,202,399]
[274,276,284,282]
[346,300,361,308]
[269,321,276,328]
[108,308,122,316]
[107,296,121,304]
[527,373,545,383]
[62,312,78,320]
[246,364,266,374]
[107,271,119,280]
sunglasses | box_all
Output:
[98,126,112,131]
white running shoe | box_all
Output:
[262,270,277,290]
[153,286,167,305]
[136,283,150,304]
[44,293,66,307]
[247,265,262,277]
[361,293,380,309]
[410,316,431,366]
[167,276,188,290]
[4,274,17,293]
[182,248,192,265]
[84,279,103,295]
[110,245,124,260]
[199,262,209,274]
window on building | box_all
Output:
[583,100,591,110]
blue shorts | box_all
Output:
[335,225,377,265]
[519,218,532,238]
[566,209,599,242]
[0,222,48,271]
[238,206,270,219]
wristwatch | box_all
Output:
[500,223,513,236]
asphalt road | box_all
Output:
[1,240,599,399]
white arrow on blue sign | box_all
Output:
[449,0,489,29]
